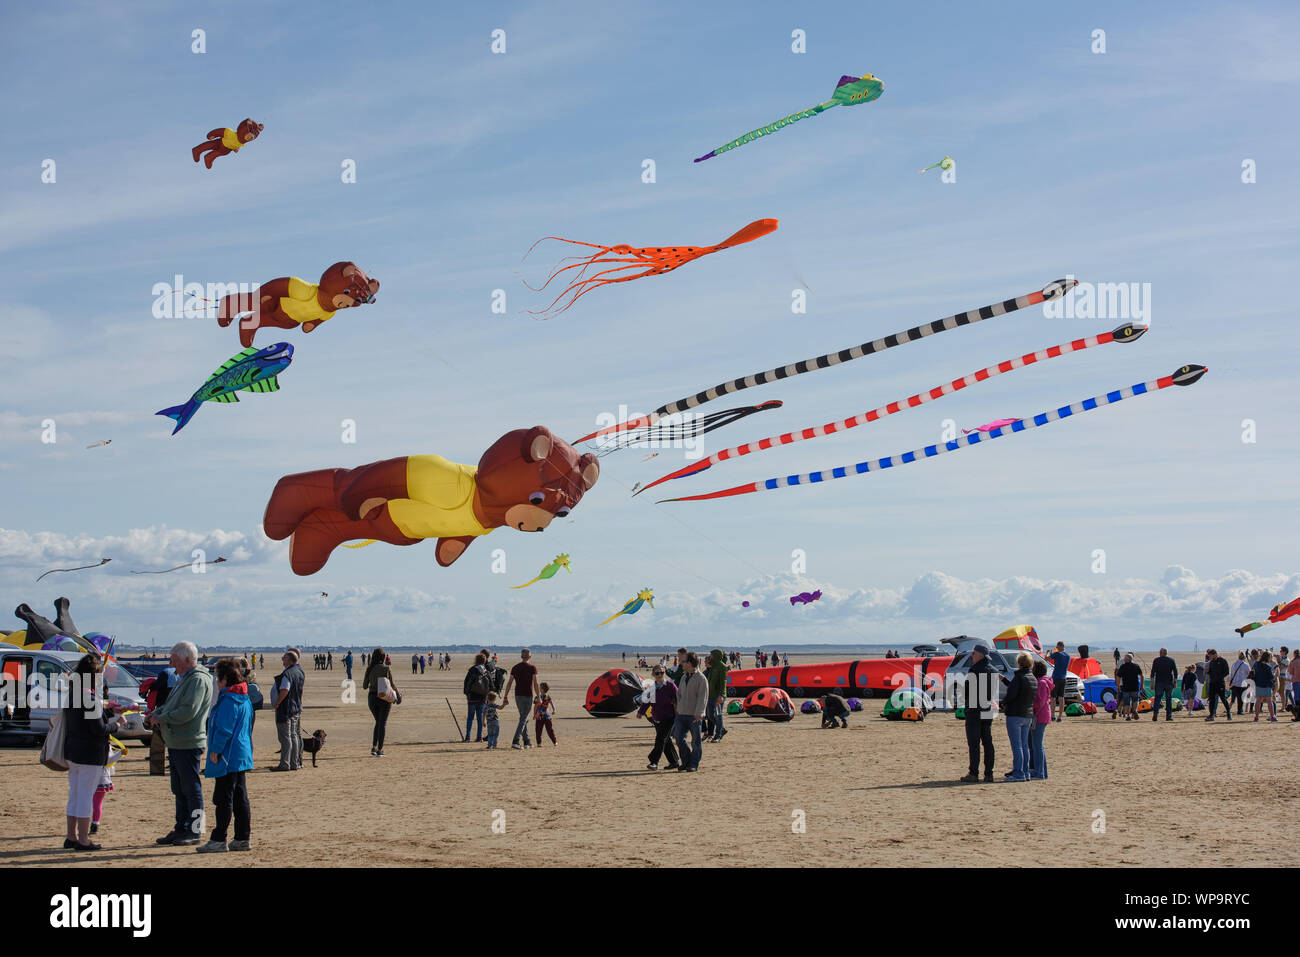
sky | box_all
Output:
[1,0,1297,652]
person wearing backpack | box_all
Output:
[463,653,492,742]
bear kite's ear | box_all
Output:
[523,426,553,463]
[578,453,599,491]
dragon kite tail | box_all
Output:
[574,278,1078,446]
[656,364,1207,503]
[596,609,626,628]
[694,103,830,163]
[636,319,1144,496]
[511,574,545,590]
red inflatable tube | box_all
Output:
[726,657,953,698]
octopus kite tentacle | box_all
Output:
[574,279,1076,445]
[523,219,778,317]
[635,323,1146,495]
[655,365,1208,503]
[36,558,111,582]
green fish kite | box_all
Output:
[694,73,883,163]
[156,342,293,435]
[511,553,572,589]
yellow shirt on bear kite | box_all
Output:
[220,128,244,151]
[385,455,491,540]
[277,277,337,325]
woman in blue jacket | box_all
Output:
[197,657,254,853]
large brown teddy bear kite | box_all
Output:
[215,261,379,348]
[192,118,264,169]
[263,427,599,576]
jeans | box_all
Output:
[1151,684,1174,718]
[964,718,994,776]
[673,715,702,770]
[168,747,203,836]
[513,695,533,746]
[275,714,302,769]
[1005,716,1032,780]
[368,694,391,751]
[649,717,679,766]
[1029,721,1048,779]
[210,771,250,842]
[707,698,725,740]
[485,718,499,747]
[465,701,485,740]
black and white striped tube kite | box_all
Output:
[573,278,1076,446]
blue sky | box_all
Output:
[2,0,1297,651]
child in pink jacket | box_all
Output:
[1029,661,1053,780]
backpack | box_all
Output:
[491,666,506,693]
[469,667,491,697]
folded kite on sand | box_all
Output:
[523,219,777,317]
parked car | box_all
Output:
[0,648,150,746]
[935,637,1083,711]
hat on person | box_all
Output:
[972,644,991,656]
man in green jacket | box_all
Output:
[146,641,213,846]
[666,647,688,685]
[706,647,729,743]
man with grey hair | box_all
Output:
[147,641,212,846]
[271,649,306,770]
[501,648,539,750]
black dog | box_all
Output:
[301,729,327,767]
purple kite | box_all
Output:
[790,590,822,606]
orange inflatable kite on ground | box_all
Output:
[524,219,777,317]
[743,688,795,721]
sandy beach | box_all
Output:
[2,650,1295,868]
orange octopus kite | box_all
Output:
[523,218,777,317]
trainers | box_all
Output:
[171,836,200,846]
[228,840,252,852]
[511,744,523,750]
[647,763,658,770]
[156,832,185,845]
[524,743,534,749]
[982,774,995,782]
[959,773,980,783]
[90,822,99,834]
[196,840,228,854]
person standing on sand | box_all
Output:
[1204,649,1231,721]
[1181,666,1197,715]
[270,650,305,771]
[1116,654,1143,722]
[362,647,398,756]
[148,641,213,845]
[638,665,679,770]
[1047,642,1070,723]
[534,683,557,746]
[1113,648,1121,667]
[1149,648,1178,722]
[1001,653,1036,782]
[706,647,728,742]
[666,647,688,685]
[463,654,492,742]
[1287,649,1300,721]
[196,657,254,854]
[63,653,126,851]
[673,653,708,773]
[1229,652,1251,716]
[1029,661,1051,780]
[1252,652,1278,722]
[501,648,539,750]
[959,645,1000,783]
